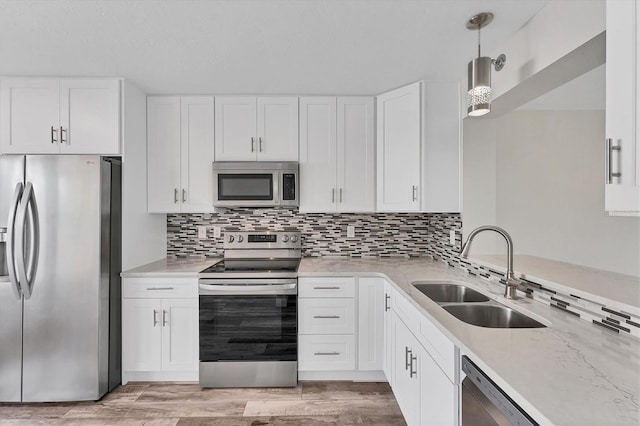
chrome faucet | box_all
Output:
[460,225,520,299]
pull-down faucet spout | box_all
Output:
[460,225,520,299]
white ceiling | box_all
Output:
[0,0,549,95]
[519,64,605,111]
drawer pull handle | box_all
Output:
[313,286,341,290]
[313,315,340,319]
[314,352,340,356]
[146,287,174,291]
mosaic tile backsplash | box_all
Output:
[167,209,638,340]
[167,209,462,258]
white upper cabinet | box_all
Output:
[300,96,374,212]
[256,97,299,161]
[376,82,422,212]
[0,77,121,155]
[215,96,298,161]
[147,96,215,213]
[605,0,640,215]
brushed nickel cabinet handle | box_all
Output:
[412,185,417,202]
[313,286,340,290]
[182,189,187,203]
[50,126,57,144]
[606,138,622,184]
[384,294,390,311]
[60,127,67,144]
[339,188,343,203]
[313,315,340,319]
[146,287,174,291]
[314,352,340,356]
[251,137,255,152]
[405,347,411,370]
[153,309,159,327]
[331,188,335,203]
[259,137,263,152]
[162,309,168,327]
[409,354,417,378]
[174,189,178,203]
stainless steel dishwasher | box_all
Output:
[461,356,538,426]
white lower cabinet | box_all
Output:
[122,278,199,383]
[382,280,394,385]
[358,277,384,371]
[389,292,459,426]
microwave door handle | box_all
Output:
[273,171,280,204]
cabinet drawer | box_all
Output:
[298,277,355,298]
[418,316,457,383]
[392,289,421,329]
[299,298,355,334]
[299,335,356,371]
[123,277,197,299]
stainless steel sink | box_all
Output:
[413,283,490,303]
[442,304,546,329]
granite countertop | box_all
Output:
[120,257,222,277]
[299,257,640,426]
[121,256,640,425]
[472,254,640,313]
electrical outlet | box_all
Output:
[347,225,356,238]
[197,226,207,239]
[449,229,456,245]
[213,226,221,238]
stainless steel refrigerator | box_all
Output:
[0,155,121,402]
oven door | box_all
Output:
[213,170,280,207]
[198,279,297,362]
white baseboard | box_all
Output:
[122,371,199,384]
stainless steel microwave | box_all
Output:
[212,161,299,208]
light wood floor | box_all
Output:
[0,381,407,425]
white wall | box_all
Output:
[464,110,640,277]
[121,81,166,270]
[462,118,498,254]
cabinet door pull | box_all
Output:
[384,294,390,311]
[153,309,159,327]
[412,185,417,202]
[313,286,340,290]
[405,346,411,370]
[174,189,179,203]
[259,137,263,152]
[146,287,174,291]
[313,315,340,319]
[50,126,57,144]
[606,138,622,184]
[162,309,168,327]
[339,188,343,203]
[331,188,335,203]
[60,127,67,145]
[182,189,187,203]
[314,352,340,356]
[251,137,255,152]
[409,354,418,378]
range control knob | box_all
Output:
[228,235,235,243]
[290,235,298,243]
[237,235,244,242]
[282,235,290,242]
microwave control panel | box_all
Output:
[282,173,296,201]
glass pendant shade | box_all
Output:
[467,56,492,116]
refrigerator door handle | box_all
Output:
[6,182,24,299]
[15,182,40,300]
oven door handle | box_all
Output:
[199,282,298,295]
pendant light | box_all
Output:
[466,13,506,117]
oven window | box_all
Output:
[199,295,297,362]
[218,174,273,200]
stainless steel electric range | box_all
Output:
[198,231,301,388]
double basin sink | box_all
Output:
[413,282,546,329]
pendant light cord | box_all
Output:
[477,27,481,58]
